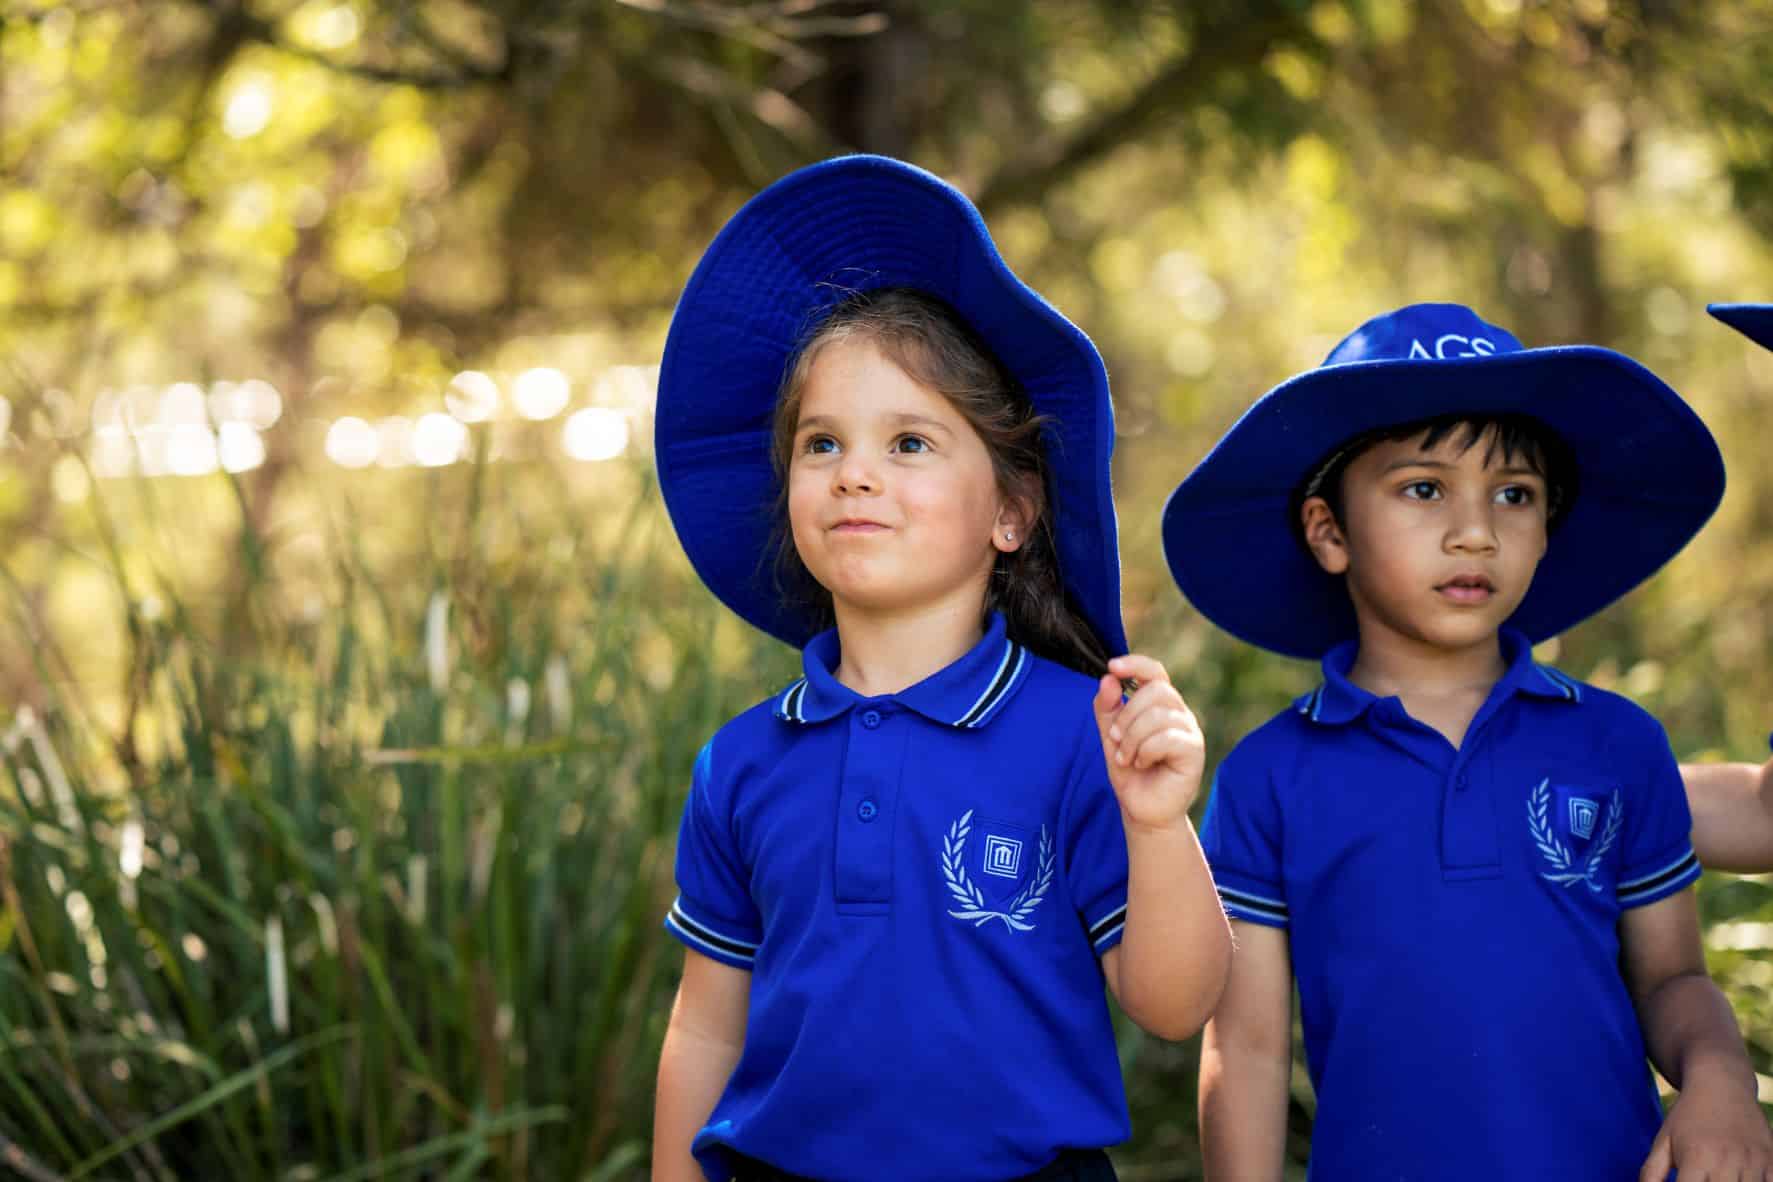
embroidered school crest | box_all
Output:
[1568,796,1599,840]
[1527,779,1621,893]
[940,809,1054,932]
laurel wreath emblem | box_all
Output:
[940,809,1054,932]
[1528,779,1621,893]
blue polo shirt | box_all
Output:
[1202,628,1702,1181]
[665,613,1132,1182]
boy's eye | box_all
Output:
[892,434,931,454]
[1402,480,1440,500]
[1495,484,1536,506]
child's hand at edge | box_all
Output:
[1639,1071,1773,1182]
[1093,654,1205,833]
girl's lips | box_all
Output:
[832,521,889,533]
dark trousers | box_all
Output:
[728,1147,1117,1182]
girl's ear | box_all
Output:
[994,481,1039,554]
[1300,496,1349,575]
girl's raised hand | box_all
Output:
[1092,654,1206,832]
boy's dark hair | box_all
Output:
[767,287,1110,678]
[1292,413,1579,542]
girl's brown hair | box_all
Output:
[767,287,1109,678]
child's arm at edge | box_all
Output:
[1621,889,1772,1181]
[1093,654,1232,1040]
[1199,921,1293,1182]
[1683,758,1773,874]
[653,949,750,1182]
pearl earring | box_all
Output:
[1004,530,1015,543]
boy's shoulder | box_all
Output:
[1515,661,1672,747]
[1215,698,1324,786]
[1529,664,1650,716]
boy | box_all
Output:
[1165,303,1771,1179]
[1681,302,1773,873]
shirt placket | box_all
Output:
[1442,696,1511,880]
[1368,700,1503,880]
[833,701,906,914]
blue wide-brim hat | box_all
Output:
[655,154,1126,654]
[1710,303,1773,351]
[1162,302,1725,660]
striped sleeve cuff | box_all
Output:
[1617,848,1702,909]
[1086,901,1127,955]
[1217,883,1289,928]
[663,896,759,969]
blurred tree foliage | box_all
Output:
[3,0,1773,1177]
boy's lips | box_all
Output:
[1436,573,1496,603]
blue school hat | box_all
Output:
[1162,302,1724,660]
[1709,302,1773,351]
[655,154,1126,655]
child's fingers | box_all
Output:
[1105,653,1171,689]
[1126,727,1199,772]
[1110,704,1196,766]
[1105,679,1195,743]
[1637,1128,1672,1182]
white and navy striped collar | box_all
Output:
[1294,627,1582,726]
[773,612,1033,729]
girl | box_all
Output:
[650,156,1230,1182]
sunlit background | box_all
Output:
[3,1,1773,1178]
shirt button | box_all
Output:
[1456,773,1469,791]
[860,710,882,729]
[857,798,879,822]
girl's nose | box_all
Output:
[834,452,878,494]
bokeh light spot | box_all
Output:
[324,416,377,468]
[223,77,274,139]
[513,368,570,420]
[446,371,499,423]
[563,408,629,462]
[166,425,220,477]
[218,422,266,473]
[412,412,468,467]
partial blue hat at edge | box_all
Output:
[1709,302,1773,352]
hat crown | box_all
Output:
[1324,302,1525,366]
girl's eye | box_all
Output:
[1496,484,1536,506]
[892,434,931,454]
[803,435,838,455]
[1402,480,1440,500]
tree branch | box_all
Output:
[975,11,1311,216]
[224,3,512,90]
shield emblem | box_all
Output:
[1550,783,1605,856]
[1568,797,1598,840]
[973,817,1034,905]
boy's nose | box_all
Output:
[1445,500,1499,552]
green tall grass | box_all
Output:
[0,454,796,1180]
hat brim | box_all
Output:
[1709,303,1773,352]
[1161,347,1725,660]
[656,155,1125,654]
